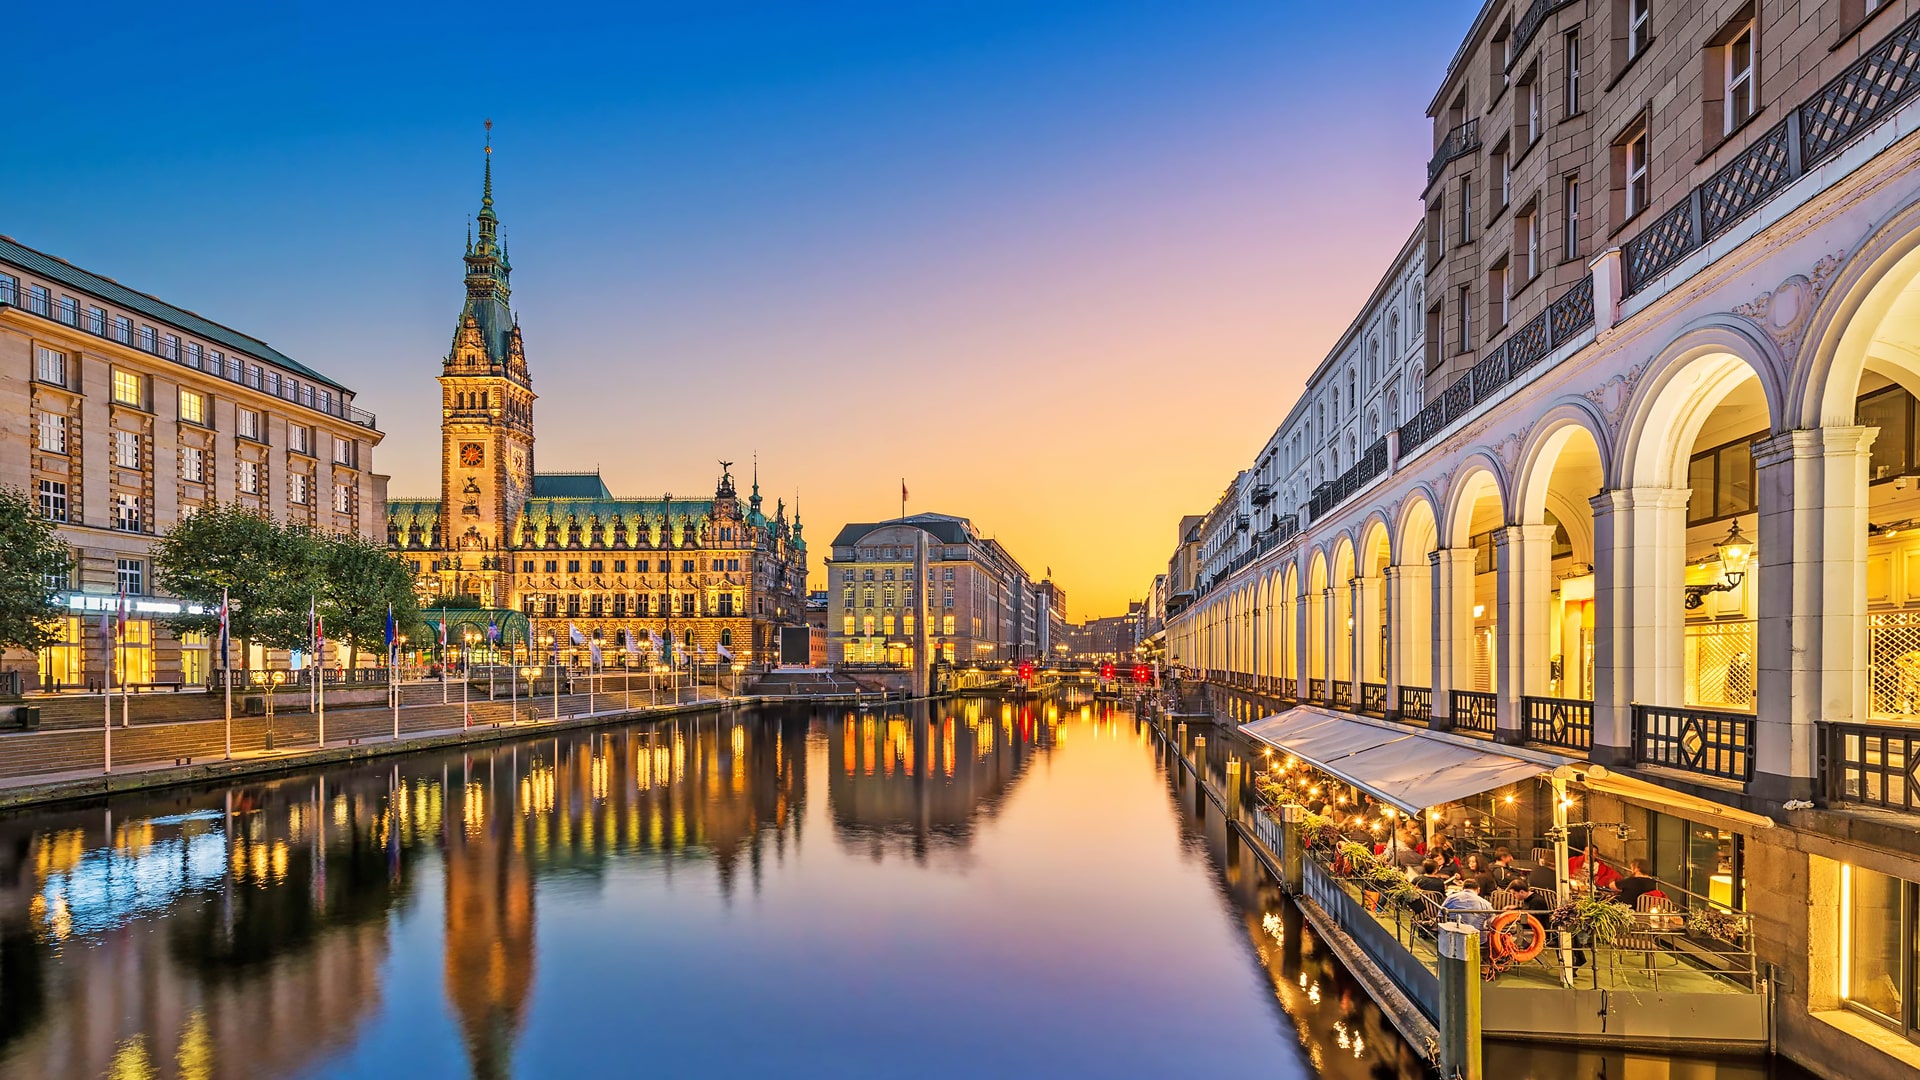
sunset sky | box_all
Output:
[4,1,1472,618]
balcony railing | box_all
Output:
[1400,276,1595,458]
[0,280,378,430]
[1276,676,1297,701]
[1523,695,1594,752]
[1398,686,1433,725]
[1249,482,1274,505]
[1308,677,1328,703]
[1309,437,1390,522]
[1633,704,1755,783]
[1449,690,1497,736]
[1331,681,1352,710]
[1360,681,1389,717]
[1507,0,1576,70]
[1426,118,1481,183]
[1622,10,1920,295]
[1824,720,1920,811]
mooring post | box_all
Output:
[1279,802,1303,894]
[1436,921,1483,1080]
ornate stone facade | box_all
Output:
[387,146,808,665]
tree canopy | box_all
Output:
[151,503,418,661]
[0,486,73,655]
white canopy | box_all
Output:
[1240,709,1546,815]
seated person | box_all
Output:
[1490,847,1519,885]
[1440,879,1495,931]
[1506,879,1553,913]
[1567,847,1621,891]
[1411,858,1450,896]
[1612,859,1660,908]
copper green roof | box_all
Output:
[0,233,350,392]
[531,472,613,499]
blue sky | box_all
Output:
[5,1,1476,615]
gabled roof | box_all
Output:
[832,513,975,548]
[0,233,349,391]
[532,472,613,499]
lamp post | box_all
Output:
[520,666,540,723]
[1684,521,1756,609]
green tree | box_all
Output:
[150,503,320,653]
[317,532,420,663]
[0,486,72,654]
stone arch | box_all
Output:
[1795,193,1920,427]
[1395,492,1441,689]
[1332,534,1357,689]
[1308,547,1330,684]
[1443,453,1509,549]
[1616,319,1786,490]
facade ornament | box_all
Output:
[1581,359,1651,431]
[1731,250,1845,358]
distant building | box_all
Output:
[1034,579,1068,659]
[825,512,1041,666]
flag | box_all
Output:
[568,622,586,646]
[717,643,734,662]
[901,479,908,503]
[220,588,232,670]
[487,618,500,644]
[384,604,396,664]
[589,641,603,668]
[649,629,665,653]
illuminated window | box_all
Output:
[178,389,206,425]
[112,369,146,408]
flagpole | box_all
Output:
[102,612,112,774]
[440,608,449,704]
[119,594,129,728]
[314,597,325,749]
[222,588,232,760]
[388,604,400,741]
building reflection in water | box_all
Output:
[826,698,1053,865]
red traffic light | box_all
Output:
[1018,662,1035,681]
[1132,664,1151,684]
[1100,662,1116,680]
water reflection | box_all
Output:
[0,699,1815,1079]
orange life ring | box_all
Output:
[1489,911,1546,963]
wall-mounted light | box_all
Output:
[1685,521,1755,609]
[1472,604,1486,619]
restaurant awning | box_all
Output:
[1240,708,1546,816]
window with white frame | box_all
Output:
[1724,19,1755,134]
[113,493,143,532]
[1459,176,1473,243]
[1522,207,1540,279]
[1496,144,1511,209]
[333,483,352,513]
[237,409,261,441]
[37,411,66,454]
[239,459,260,495]
[1564,30,1581,116]
[1563,175,1582,261]
[289,425,310,455]
[1621,121,1651,220]
[114,430,141,470]
[290,473,309,504]
[178,388,207,425]
[182,446,204,483]
[1629,0,1651,59]
[34,346,67,386]
[111,369,145,408]
[116,558,144,596]
[333,436,354,466]
[38,480,66,522]
[1491,262,1511,327]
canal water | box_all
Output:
[0,696,1810,1079]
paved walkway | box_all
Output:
[0,686,730,806]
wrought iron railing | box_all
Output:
[1427,118,1481,183]
[1622,10,1920,295]
[1249,482,1274,505]
[1332,681,1352,710]
[1523,694,1594,752]
[1823,720,1920,811]
[1361,682,1389,716]
[1276,676,1297,701]
[0,280,378,430]
[1398,276,1594,456]
[1450,690,1497,736]
[1398,686,1432,725]
[1508,0,1576,70]
[1633,704,1755,783]
[1309,437,1390,522]
[1309,678,1328,703]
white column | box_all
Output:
[1431,548,1475,729]
[1494,523,1554,743]
[1321,587,1337,700]
[1381,566,1402,711]
[1752,427,1875,802]
[1356,574,1382,694]
[1588,487,1689,764]
[1398,557,1433,689]
[1295,590,1311,697]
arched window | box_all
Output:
[1386,390,1399,428]
[1388,313,1400,359]
[1367,409,1379,443]
[1368,339,1380,384]
[1348,369,1357,410]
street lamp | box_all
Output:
[1685,521,1756,609]
[519,666,540,721]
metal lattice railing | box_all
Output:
[1398,686,1432,725]
[1361,681,1389,716]
[1450,690,1497,736]
[1634,704,1755,783]
[1868,609,1920,719]
[1524,694,1594,752]
[1685,620,1757,710]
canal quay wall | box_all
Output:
[0,697,730,813]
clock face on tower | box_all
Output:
[460,443,484,468]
